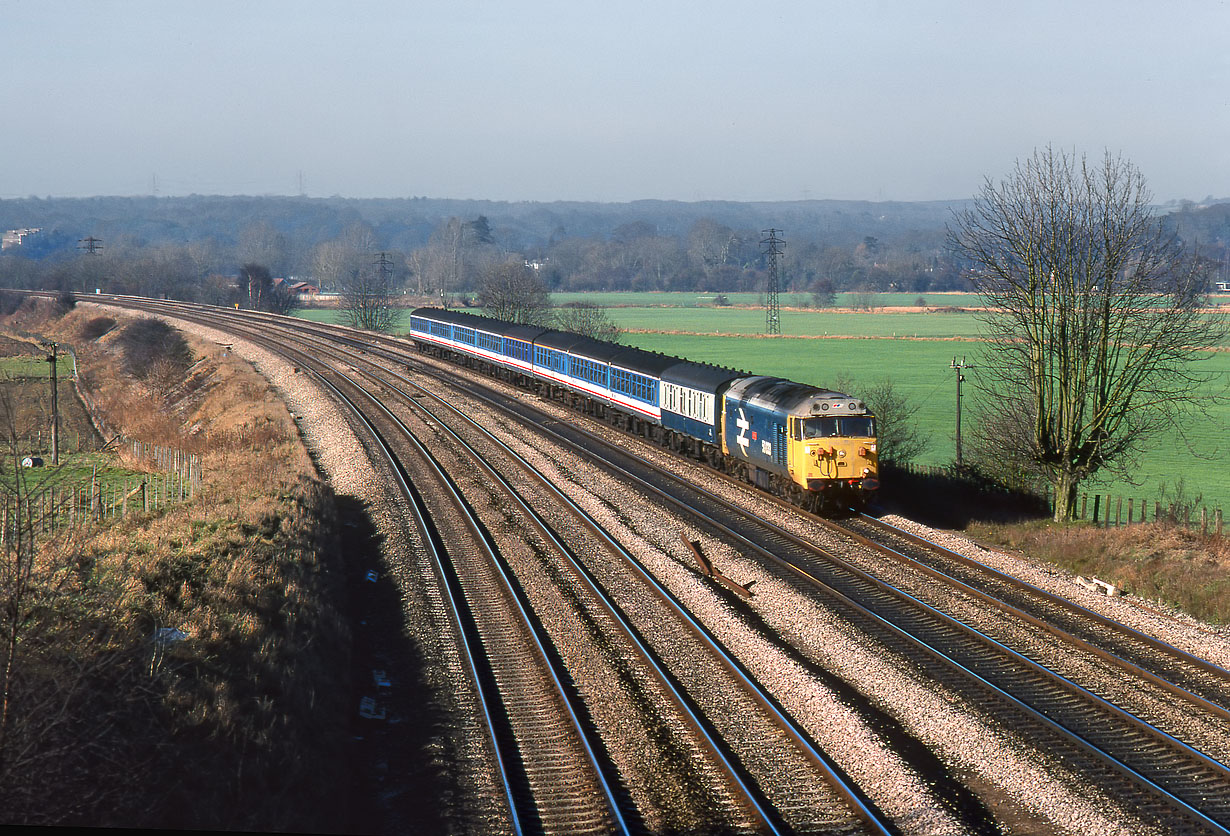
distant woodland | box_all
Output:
[2,195,1228,303]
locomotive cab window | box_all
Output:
[841,416,875,437]
[802,417,840,438]
[801,416,876,438]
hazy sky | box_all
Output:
[3,0,1227,203]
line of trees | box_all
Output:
[4,193,1229,310]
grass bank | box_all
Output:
[0,298,351,829]
[966,519,1230,625]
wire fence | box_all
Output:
[0,442,201,545]
[1074,492,1224,537]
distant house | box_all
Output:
[2,228,41,250]
[272,277,320,295]
[1216,281,1230,293]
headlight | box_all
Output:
[838,449,846,458]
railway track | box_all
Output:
[842,512,1230,719]
[87,296,1230,833]
[431,364,1230,832]
[364,356,888,835]
[99,297,894,834]
[358,316,1230,833]
[256,333,631,833]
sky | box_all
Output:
[2,0,1227,204]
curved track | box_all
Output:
[97,296,893,834]
[87,295,1230,834]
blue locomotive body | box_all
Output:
[723,376,791,476]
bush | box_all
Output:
[117,318,193,381]
[0,290,25,316]
[79,316,116,341]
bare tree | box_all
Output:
[425,216,500,303]
[477,262,552,326]
[555,301,623,342]
[264,283,301,316]
[238,263,272,310]
[964,392,1050,496]
[340,267,399,332]
[237,221,288,276]
[949,147,1226,520]
[311,223,378,294]
[833,375,927,466]
[310,240,351,294]
[861,378,928,465]
[809,277,836,308]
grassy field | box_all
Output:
[614,307,988,338]
[551,290,989,309]
[622,331,1230,515]
[295,308,347,324]
[0,354,76,379]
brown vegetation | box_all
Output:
[967,519,1230,625]
[0,297,350,828]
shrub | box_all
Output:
[79,316,116,341]
[0,290,25,316]
[116,318,193,381]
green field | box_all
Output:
[622,331,1230,514]
[551,291,988,309]
[611,307,988,339]
[0,354,76,379]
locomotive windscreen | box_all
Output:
[800,416,876,438]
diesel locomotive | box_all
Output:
[408,307,879,511]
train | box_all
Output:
[408,307,879,512]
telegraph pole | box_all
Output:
[47,342,59,466]
[951,356,974,467]
[760,228,784,334]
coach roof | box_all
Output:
[661,359,743,392]
[412,307,549,342]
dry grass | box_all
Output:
[0,300,351,829]
[966,518,1230,624]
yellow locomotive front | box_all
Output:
[787,412,878,494]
